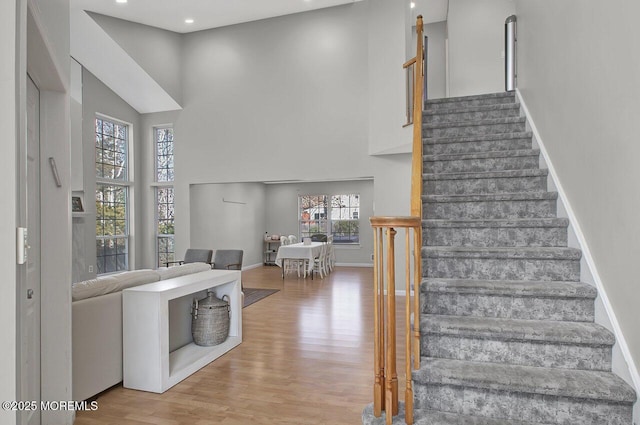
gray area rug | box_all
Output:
[242,288,279,308]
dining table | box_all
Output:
[275,242,324,279]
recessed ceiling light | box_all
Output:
[116,0,127,3]
[185,18,194,24]
[410,2,416,8]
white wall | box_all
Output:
[0,0,19,421]
[514,0,640,413]
[174,3,383,257]
[89,12,183,105]
[76,1,416,274]
[265,180,374,265]
[447,0,514,97]
[190,183,267,268]
[368,0,412,155]
[424,21,447,100]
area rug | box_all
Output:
[243,288,279,308]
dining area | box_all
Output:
[275,234,335,279]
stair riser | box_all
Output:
[425,122,525,138]
[422,335,611,371]
[425,227,568,247]
[424,257,581,281]
[428,108,520,124]
[426,97,515,112]
[424,138,531,155]
[425,156,538,174]
[424,199,557,220]
[424,293,595,322]
[425,175,546,195]
[414,384,632,424]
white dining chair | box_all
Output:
[313,242,329,278]
[286,235,304,276]
[327,236,335,272]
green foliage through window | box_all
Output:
[95,116,130,274]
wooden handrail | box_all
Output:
[410,15,424,219]
[369,15,424,425]
[403,57,417,69]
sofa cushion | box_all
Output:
[156,262,212,280]
[72,269,160,301]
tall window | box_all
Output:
[298,194,360,244]
[95,117,130,274]
[155,127,175,267]
[330,194,360,244]
[299,195,328,240]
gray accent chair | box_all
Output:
[165,248,213,267]
[211,249,243,271]
[212,249,244,289]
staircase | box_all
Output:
[411,92,637,424]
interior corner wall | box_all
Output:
[514,0,640,404]
[424,21,447,100]
[88,13,183,105]
[447,0,515,97]
[189,183,267,267]
[77,68,142,281]
[264,179,374,265]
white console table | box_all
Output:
[122,270,242,393]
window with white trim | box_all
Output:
[298,194,360,244]
[154,126,175,267]
[95,117,131,274]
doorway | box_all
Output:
[19,75,42,425]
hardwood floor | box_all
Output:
[74,266,408,425]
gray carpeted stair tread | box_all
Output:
[424,169,547,181]
[425,116,525,130]
[423,218,568,229]
[426,92,515,105]
[423,246,582,260]
[422,278,597,299]
[363,403,539,425]
[423,131,532,144]
[424,149,539,162]
[426,103,520,116]
[423,191,557,203]
[413,409,538,425]
[421,314,615,346]
[414,357,637,403]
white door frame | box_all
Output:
[24,4,74,424]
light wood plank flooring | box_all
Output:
[74,266,408,425]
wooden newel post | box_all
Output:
[370,217,420,425]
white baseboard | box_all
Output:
[242,263,263,271]
[516,89,640,396]
[335,263,374,268]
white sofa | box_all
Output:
[72,263,212,401]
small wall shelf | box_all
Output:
[264,239,281,265]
